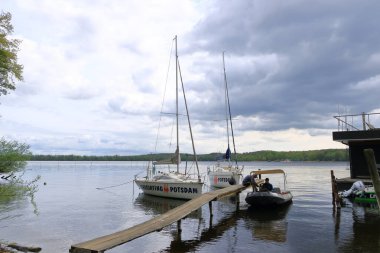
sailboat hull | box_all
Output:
[134,179,203,200]
[208,170,242,188]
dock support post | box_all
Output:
[364,149,380,208]
[235,192,240,211]
[176,219,182,241]
[331,170,341,208]
[209,201,213,217]
[177,219,182,233]
[333,205,341,242]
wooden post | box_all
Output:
[333,206,341,242]
[177,219,182,233]
[363,149,380,207]
[209,201,213,217]
[176,219,182,242]
[235,192,240,211]
[331,170,341,208]
[331,170,335,206]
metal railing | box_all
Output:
[334,112,380,132]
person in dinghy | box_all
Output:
[260,178,273,192]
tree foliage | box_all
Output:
[0,138,37,206]
[237,149,349,162]
[0,138,37,208]
[0,11,23,96]
[0,138,31,173]
[29,149,349,162]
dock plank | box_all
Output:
[70,184,246,253]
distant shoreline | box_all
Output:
[29,149,348,162]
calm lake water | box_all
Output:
[1,161,379,253]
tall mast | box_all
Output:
[175,35,180,173]
[223,52,231,162]
[223,52,238,166]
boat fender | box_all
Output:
[229,177,236,185]
[242,175,252,186]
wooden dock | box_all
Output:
[70,184,247,253]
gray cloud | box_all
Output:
[181,0,380,132]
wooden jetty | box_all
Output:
[70,184,247,253]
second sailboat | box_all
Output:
[207,52,243,188]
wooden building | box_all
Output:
[332,112,380,189]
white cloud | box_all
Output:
[2,0,375,155]
[352,75,380,91]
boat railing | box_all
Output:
[333,112,380,132]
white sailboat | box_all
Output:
[207,52,243,188]
[134,36,203,200]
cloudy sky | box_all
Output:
[1,0,380,155]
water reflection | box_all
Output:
[134,193,202,218]
[244,205,291,243]
[155,200,291,252]
[160,210,240,252]
[0,191,37,223]
[335,200,380,252]
[7,161,376,252]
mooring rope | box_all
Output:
[96,180,135,190]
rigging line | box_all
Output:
[211,117,239,122]
[134,167,147,177]
[160,112,188,117]
[169,116,175,149]
[178,60,200,181]
[133,160,152,178]
[223,52,230,152]
[154,39,175,154]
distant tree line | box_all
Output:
[237,149,348,161]
[30,149,348,162]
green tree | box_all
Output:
[0,138,31,174]
[0,13,39,222]
[0,11,23,96]
[0,138,37,205]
